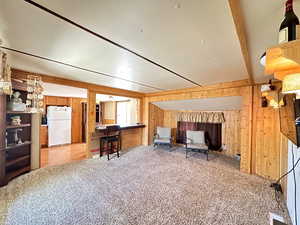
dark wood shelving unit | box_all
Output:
[5,141,31,150]
[0,81,33,187]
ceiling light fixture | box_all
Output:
[260,52,266,66]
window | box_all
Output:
[116,99,138,125]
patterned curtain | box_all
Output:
[177,112,225,124]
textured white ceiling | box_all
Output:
[153,96,243,111]
[0,0,248,93]
[43,82,87,98]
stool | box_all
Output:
[100,125,121,160]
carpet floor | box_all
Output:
[0,146,291,225]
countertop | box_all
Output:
[91,124,145,137]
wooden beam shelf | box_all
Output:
[5,141,32,151]
[6,111,32,114]
[266,40,300,80]
[6,155,30,167]
[6,124,31,129]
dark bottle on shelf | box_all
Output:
[279,0,300,44]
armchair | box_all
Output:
[153,127,172,148]
[185,130,209,160]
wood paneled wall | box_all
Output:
[103,101,116,124]
[222,111,241,156]
[145,82,289,180]
[70,98,87,143]
[143,82,252,174]
[251,85,288,180]
[158,110,241,157]
[148,103,164,144]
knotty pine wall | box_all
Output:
[152,109,241,158]
[145,81,290,181]
[148,103,164,144]
[144,81,252,174]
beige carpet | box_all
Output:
[0,146,291,225]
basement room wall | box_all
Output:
[162,110,241,158]
[286,141,300,225]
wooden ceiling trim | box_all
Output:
[145,79,250,97]
[228,0,254,85]
[24,0,202,87]
[11,69,145,99]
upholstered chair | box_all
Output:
[185,130,209,160]
[153,127,172,148]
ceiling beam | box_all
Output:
[228,0,254,85]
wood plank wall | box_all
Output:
[143,83,252,173]
[251,84,289,180]
[154,110,241,158]
[148,103,164,144]
[222,111,241,156]
[146,83,289,180]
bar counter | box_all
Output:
[89,124,145,154]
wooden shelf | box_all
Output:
[6,155,30,167]
[6,124,31,129]
[6,111,31,114]
[6,166,30,181]
[266,40,300,80]
[5,141,31,151]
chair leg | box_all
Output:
[107,142,111,160]
[206,151,209,161]
[186,148,188,158]
[99,140,102,158]
[117,140,120,158]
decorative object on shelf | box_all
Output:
[8,128,23,145]
[7,91,26,111]
[10,116,22,126]
[26,75,44,113]
[279,0,300,44]
[0,51,12,95]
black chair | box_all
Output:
[99,125,121,160]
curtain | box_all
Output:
[177,112,225,123]
[177,121,222,150]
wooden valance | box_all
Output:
[177,112,225,124]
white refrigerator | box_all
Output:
[47,106,72,147]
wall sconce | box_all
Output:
[261,81,285,109]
